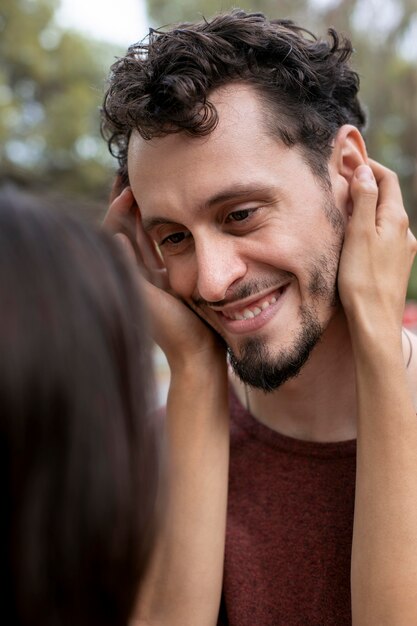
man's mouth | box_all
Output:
[214,285,288,321]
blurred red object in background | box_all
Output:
[404,301,417,333]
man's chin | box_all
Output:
[227,344,310,392]
[227,312,324,393]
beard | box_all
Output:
[227,302,325,391]
[228,199,344,392]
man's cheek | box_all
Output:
[165,263,194,300]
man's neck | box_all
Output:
[230,310,358,443]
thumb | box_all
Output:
[349,164,378,231]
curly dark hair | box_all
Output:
[102,9,367,186]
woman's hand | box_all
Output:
[338,161,417,339]
[103,184,225,370]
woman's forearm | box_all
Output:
[351,327,417,625]
[133,358,229,626]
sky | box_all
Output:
[56,0,149,47]
[55,0,336,46]
[56,0,416,62]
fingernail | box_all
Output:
[355,165,374,182]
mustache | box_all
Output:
[192,274,293,308]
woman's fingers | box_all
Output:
[339,161,416,328]
[103,186,137,236]
[368,160,410,233]
[349,162,411,239]
[369,159,403,206]
[135,209,165,271]
[348,164,379,232]
[103,184,168,288]
[114,232,137,265]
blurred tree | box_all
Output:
[148,0,311,27]
[0,0,121,208]
[320,0,417,219]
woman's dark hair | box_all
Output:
[102,8,367,186]
[0,188,160,626]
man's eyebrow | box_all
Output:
[141,184,272,232]
[203,184,271,209]
[142,216,173,232]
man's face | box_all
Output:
[128,85,346,390]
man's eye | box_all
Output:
[227,209,253,222]
[160,232,187,246]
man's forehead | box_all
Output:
[127,129,217,210]
[127,84,267,160]
[128,126,206,162]
[126,84,314,217]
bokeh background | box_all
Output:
[1,0,417,400]
[1,0,416,244]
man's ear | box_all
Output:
[329,125,368,215]
[330,124,368,181]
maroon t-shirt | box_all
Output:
[218,390,357,626]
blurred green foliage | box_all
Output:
[0,0,122,210]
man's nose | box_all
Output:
[195,235,247,303]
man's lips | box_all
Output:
[220,287,285,321]
[208,284,289,322]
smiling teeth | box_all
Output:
[224,294,278,321]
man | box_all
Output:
[102,10,417,625]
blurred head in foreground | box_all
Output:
[0,188,160,626]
